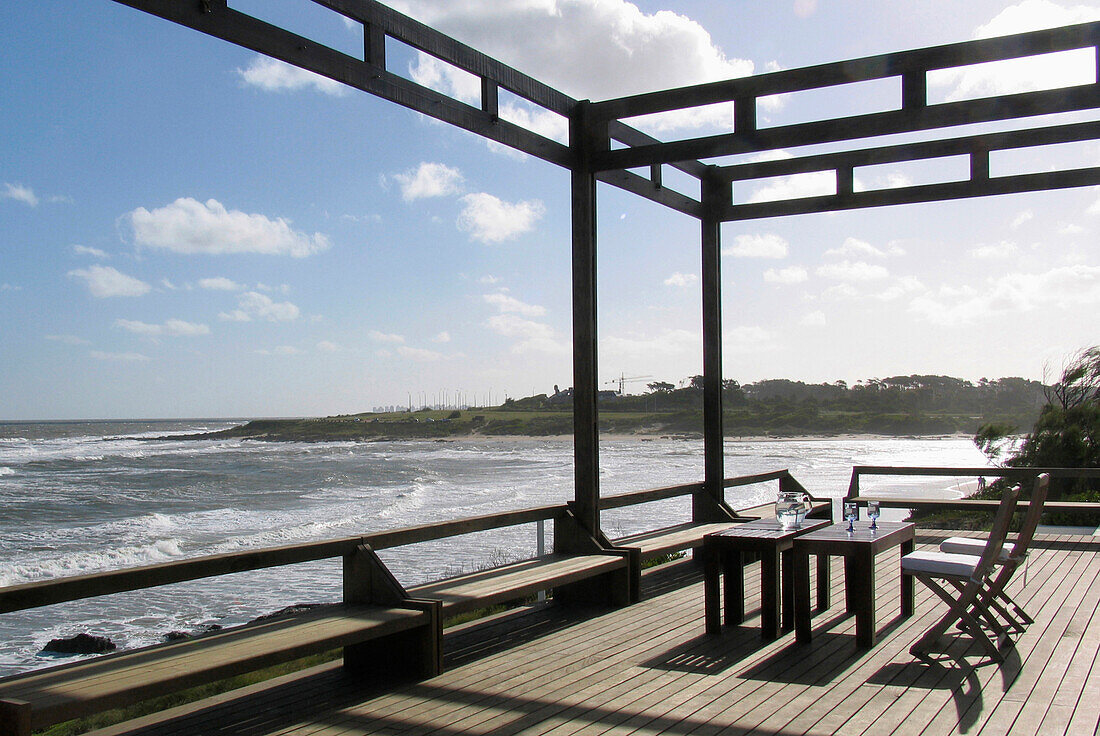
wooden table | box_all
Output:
[703,518,831,640]
[792,521,915,648]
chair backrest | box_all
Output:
[1006,473,1051,560]
[974,483,1021,581]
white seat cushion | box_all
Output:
[901,550,980,579]
[940,536,1012,562]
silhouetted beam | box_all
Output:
[114,0,572,165]
[588,21,1100,121]
[715,120,1100,182]
[591,85,1100,170]
[719,167,1100,222]
[595,170,703,218]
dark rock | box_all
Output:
[42,633,116,655]
[163,630,191,642]
[248,602,335,625]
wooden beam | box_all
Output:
[571,101,603,536]
[588,21,1100,121]
[713,121,1100,183]
[591,85,1100,170]
[698,173,730,521]
[595,169,703,218]
[719,167,1100,221]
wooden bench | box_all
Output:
[408,551,633,616]
[0,602,439,736]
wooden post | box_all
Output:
[697,172,732,522]
[570,100,604,538]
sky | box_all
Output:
[1,0,1099,420]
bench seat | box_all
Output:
[613,522,741,559]
[0,604,432,736]
[408,553,629,616]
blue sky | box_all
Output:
[2,0,1099,420]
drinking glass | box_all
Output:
[844,501,858,532]
[867,500,880,530]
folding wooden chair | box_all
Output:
[939,473,1050,632]
[901,482,1021,662]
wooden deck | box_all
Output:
[89,530,1100,736]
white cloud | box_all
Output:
[115,318,210,337]
[255,345,301,356]
[483,292,547,317]
[794,0,817,18]
[1059,223,1086,235]
[724,325,779,354]
[457,193,545,243]
[724,233,789,259]
[432,331,451,343]
[1011,210,1035,229]
[45,334,90,346]
[2,182,38,207]
[397,345,444,362]
[369,330,406,344]
[1,283,21,292]
[127,198,330,258]
[969,241,1019,259]
[316,340,340,353]
[664,272,698,287]
[479,274,501,285]
[1089,189,1100,215]
[485,313,568,354]
[237,55,347,96]
[69,265,151,298]
[872,276,925,301]
[72,245,108,259]
[745,171,836,204]
[909,264,1100,325]
[816,261,890,282]
[90,351,150,362]
[763,266,808,284]
[393,162,464,201]
[218,292,300,322]
[198,276,245,291]
[392,0,756,134]
[930,1,1099,103]
[602,328,698,360]
[800,310,826,326]
[824,237,902,259]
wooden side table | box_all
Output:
[792,521,915,648]
[703,518,831,640]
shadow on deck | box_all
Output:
[92,531,1100,736]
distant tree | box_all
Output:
[647,381,674,393]
[975,346,1100,499]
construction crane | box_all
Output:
[604,373,653,395]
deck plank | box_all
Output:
[79,533,1100,736]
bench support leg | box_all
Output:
[344,600,442,680]
[0,699,32,736]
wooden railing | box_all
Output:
[0,470,808,616]
[844,466,1100,516]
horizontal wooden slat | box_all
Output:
[0,605,427,728]
[408,554,625,614]
[613,522,739,557]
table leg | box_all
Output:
[704,553,721,635]
[725,550,745,626]
[852,548,877,648]
[844,554,853,611]
[816,553,830,611]
[794,548,812,643]
[781,548,794,632]
[901,538,915,617]
[760,548,781,640]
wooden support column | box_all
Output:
[697,172,732,522]
[570,101,604,539]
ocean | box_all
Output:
[0,420,990,676]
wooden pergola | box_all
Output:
[114,1,1100,540]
